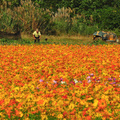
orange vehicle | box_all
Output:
[93,31,119,43]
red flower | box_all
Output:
[63,111,68,117]
[8,99,17,106]
[62,95,67,99]
[0,99,4,105]
[82,111,87,116]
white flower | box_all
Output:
[74,79,78,83]
[61,81,66,84]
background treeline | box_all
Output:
[0,0,120,35]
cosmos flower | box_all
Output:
[89,73,94,77]
[87,76,91,80]
[87,79,91,83]
[53,80,57,84]
[74,79,78,84]
[39,79,43,82]
[60,78,63,81]
[108,78,112,81]
[61,81,66,84]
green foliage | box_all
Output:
[90,40,107,45]
[0,0,120,35]
[93,7,120,30]
[29,111,41,119]
[0,38,17,45]
[0,0,20,7]
[95,117,102,120]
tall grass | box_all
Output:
[0,1,99,36]
[0,0,53,34]
[51,7,98,35]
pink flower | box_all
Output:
[87,79,91,83]
[53,80,57,84]
[79,81,82,83]
[39,79,43,82]
[36,87,39,89]
[87,76,91,80]
[89,73,94,77]
[60,78,63,81]
[108,78,112,81]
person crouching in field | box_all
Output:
[33,28,41,43]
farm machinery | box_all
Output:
[93,31,119,43]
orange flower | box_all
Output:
[37,100,44,105]
[85,116,92,120]
[98,99,107,109]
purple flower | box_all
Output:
[39,79,43,82]
[108,78,112,81]
[89,73,94,77]
[113,78,116,81]
[110,82,116,85]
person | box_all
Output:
[33,28,41,43]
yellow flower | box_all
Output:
[76,114,82,119]
[30,85,35,91]
[117,104,120,108]
[24,118,30,120]
[16,98,22,103]
[94,85,101,92]
[101,94,109,102]
[87,97,93,100]
[19,111,23,117]
[14,87,20,92]
[95,112,102,117]
[93,99,98,108]
[63,118,67,120]
[57,114,63,119]
[41,115,48,120]
[57,100,63,106]
[80,100,86,105]
[31,107,35,111]
[68,103,75,110]
[23,84,28,90]
[0,113,5,118]
[109,118,113,120]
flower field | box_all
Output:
[0,44,120,120]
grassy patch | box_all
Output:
[0,35,119,46]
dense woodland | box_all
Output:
[0,0,120,35]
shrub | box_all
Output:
[0,0,54,34]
